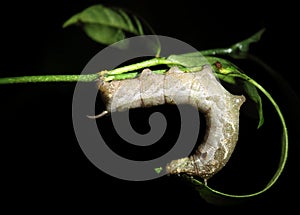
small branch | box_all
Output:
[189,28,266,58]
[245,77,288,189]
[0,74,99,85]
[0,29,266,85]
[101,57,174,75]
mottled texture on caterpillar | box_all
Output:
[97,65,246,180]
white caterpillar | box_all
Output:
[96,65,246,181]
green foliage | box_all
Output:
[243,81,264,128]
[167,53,208,68]
[63,4,144,45]
[229,28,266,59]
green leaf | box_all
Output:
[197,28,266,59]
[167,52,208,68]
[83,23,125,45]
[243,81,264,128]
[230,28,266,59]
[63,4,144,45]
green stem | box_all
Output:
[102,57,174,75]
[0,74,99,84]
[196,28,266,58]
[200,48,234,56]
[247,78,288,188]
[227,74,287,195]
[0,58,176,84]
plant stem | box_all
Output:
[0,58,175,84]
[0,74,99,85]
[102,57,174,75]
[201,48,234,56]
[0,29,266,85]
[231,71,288,191]
[196,28,266,58]
[247,78,288,187]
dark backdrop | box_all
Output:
[1,0,299,213]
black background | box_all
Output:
[1,0,299,213]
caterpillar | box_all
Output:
[96,65,246,182]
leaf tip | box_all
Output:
[62,22,69,28]
[257,117,264,129]
[62,14,81,29]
